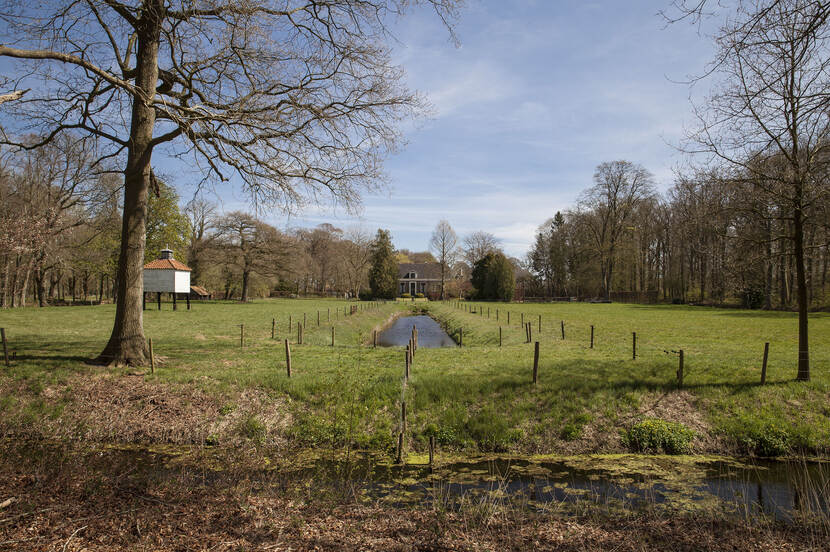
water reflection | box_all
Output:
[378,315,456,348]
[299,454,830,521]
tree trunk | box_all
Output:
[19,257,33,308]
[241,269,250,302]
[793,204,810,381]
[35,265,46,307]
[96,3,162,365]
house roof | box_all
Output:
[143,258,192,271]
[398,262,441,280]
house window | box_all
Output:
[404,272,417,279]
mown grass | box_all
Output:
[1,298,829,457]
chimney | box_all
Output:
[159,248,174,260]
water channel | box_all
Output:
[298,453,830,521]
[377,314,456,348]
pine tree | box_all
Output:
[368,229,398,299]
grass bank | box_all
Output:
[1,298,829,457]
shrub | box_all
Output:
[560,423,583,441]
[733,420,791,457]
[624,418,694,454]
[422,423,457,446]
[401,292,411,298]
[415,292,425,298]
[465,407,520,452]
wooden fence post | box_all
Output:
[499,326,502,347]
[285,339,292,377]
[761,342,769,384]
[508,312,510,325]
[538,315,542,333]
[331,326,335,347]
[429,435,435,468]
[590,325,594,349]
[148,337,155,374]
[633,332,637,360]
[396,432,404,464]
[560,320,565,340]
[317,311,320,326]
[405,346,410,379]
[677,350,684,387]
[521,312,524,327]
[533,341,539,384]
[272,318,276,340]
[240,324,244,347]
[1,328,9,367]
[157,292,161,310]
[373,330,377,348]
[496,309,499,321]
[186,294,191,310]
[297,322,301,345]
[327,308,330,322]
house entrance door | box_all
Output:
[410,282,416,295]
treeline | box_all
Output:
[0,142,382,307]
[526,160,830,309]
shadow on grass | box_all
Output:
[15,354,92,363]
[464,358,801,398]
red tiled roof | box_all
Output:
[143,258,192,271]
[190,285,210,296]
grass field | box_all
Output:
[1,298,829,458]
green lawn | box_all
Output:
[1,298,829,458]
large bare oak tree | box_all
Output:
[0,0,458,365]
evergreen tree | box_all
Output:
[368,229,398,299]
[472,251,515,301]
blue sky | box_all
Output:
[1,1,719,258]
[239,1,718,258]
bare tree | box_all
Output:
[578,161,656,300]
[342,226,373,297]
[462,230,501,266]
[184,197,216,285]
[214,212,288,302]
[682,0,830,381]
[429,219,459,300]
[0,0,459,365]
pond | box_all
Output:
[27,441,829,523]
[295,453,830,522]
[377,315,456,348]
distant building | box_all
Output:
[189,285,212,300]
[143,248,192,309]
[398,262,442,297]
[143,249,192,293]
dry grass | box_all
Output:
[0,373,291,447]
